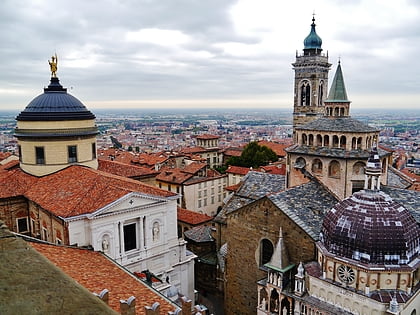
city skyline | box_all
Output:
[1,0,419,110]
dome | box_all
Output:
[321,190,420,265]
[16,77,95,121]
[304,17,322,50]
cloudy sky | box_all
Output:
[1,0,419,110]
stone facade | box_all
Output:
[224,197,317,314]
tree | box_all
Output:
[227,141,277,168]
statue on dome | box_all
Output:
[48,53,58,77]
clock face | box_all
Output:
[337,265,355,284]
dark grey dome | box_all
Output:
[321,190,420,265]
[16,77,95,121]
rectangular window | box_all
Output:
[124,223,137,251]
[204,190,207,197]
[42,228,48,241]
[198,200,202,208]
[92,143,96,159]
[17,217,29,233]
[159,183,162,188]
[176,186,180,193]
[211,187,214,195]
[218,194,222,202]
[198,191,202,198]
[18,145,22,162]
[35,147,45,165]
[68,145,77,163]
[211,196,214,204]
[204,198,207,206]
[168,184,171,192]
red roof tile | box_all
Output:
[177,207,213,225]
[0,165,176,218]
[98,159,157,178]
[258,140,289,157]
[156,168,193,185]
[226,165,250,175]
[31,242,176,314]
[259,164,286,175]
[182,162,206,175]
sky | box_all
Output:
[1,0,419,111]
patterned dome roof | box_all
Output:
[16,77,95,121]
[304,17,322,50]
[321,190,420,265]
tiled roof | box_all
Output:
[31,242,176,314]
[259,164,286,175]
[156,168,193,184]
[196,134,219,140]
[258,141,288,157]
[182,162,207,175]
[136,152,169,167]
[0,152,11,161]
[215,171,285,223]
[286,145,391,159]
[177,207,213,225]
[225,183,240,192]
[180,146,208,154]
[226,165,250,175]
[382,186,420,223]
[184,225,214,243]
[297,117,378,133]
[387,166,413,189]
[98,149,137,164]
[98,159,157,178]
[223,147,243,157]
[269,181,339,240]
[0,223,117,314]
[0,165,176,218]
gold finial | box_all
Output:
[48,53,58,77]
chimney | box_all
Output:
[93,288,109,305]
[144,302,160,315]
[180,295,192,315]
[120,296,136,315]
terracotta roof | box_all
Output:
[177,207,213,225]
[258,140,288,157]
[31,242,176,314]
[259,164,286,175]
[98,159,157,178]
[182,162,207,175]
[223,148,243,157]
[196,134,219,140]
[180,146,208,154]
[401,168,420,182]
[226,165,251,175]
[135,153,169,167]
[0,165,176,218]
[0,152,11,161]
[156,168,193,185]
[225,183,241,192]
[98,149,137,164]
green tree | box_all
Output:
[227,141,277,168]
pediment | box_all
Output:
[89,192,165,218]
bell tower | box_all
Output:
[292,16,331,137]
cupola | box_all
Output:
[14,55,99,176]
[303,16,323,55]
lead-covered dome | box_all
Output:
[16,77,95,121]
[304,17,323,51]
[321,190,420,265]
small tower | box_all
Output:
[294,262,305,297]
[14,56,98,176]
[364,147,382,190]
[292,16,331,135]
[324,60,351,117]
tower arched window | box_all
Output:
[312,159,323,174]
[300,81,311,106]
[357,137,362,149]
[351,137,357,150]
[308,134,314,146]
[340,136,346,149]
[324,135,330,147]
[316,134,322,146]
[260,238,274,266]
[302,133,308,145]
[332,135,339,148]
[318,81,324,106]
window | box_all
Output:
[203,198,207,206]
[198,200,202,208]
[68,145,77,163]
[318,81,324,106]
[159,183,162,188]
[311,159,323,174]
[300,81,311,106]
[123,223,137,251]
[18,145,22,162]
[35,147,45,165]
[92,143,96,159]
[218,194,221,202]
[260,239,274,266]
[17,217,29,233]
[328,160,341,178]
[56,238,62,245]
[168,184,171,192]
[198,191,202,198]
[42,228,48,241]
[211,196,214,204]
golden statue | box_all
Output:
[48,53,58,77]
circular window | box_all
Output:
[337,265,355,284]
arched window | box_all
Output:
[318,81,324,106]
[270,288,279,313]
[351,137,357,150]
[332,135,339,148]
[260,239,274,266]
[353,162,365,175]
[334,107,339,116]
[340,108,345,116]
[302,133,308,145]
[312,159,323,174]
[308,134,314,146]
[300,81,311,106]
[357,137,362,149]
[316,134,322,146]
[259,288,268,311]
[340,136,346,149]
[295,157,306,169]
[324,135,329,147]
[328,160,341,178]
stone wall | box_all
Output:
[224,197,316,314]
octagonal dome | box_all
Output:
[16,77,95,121]
[321,190,419,265]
